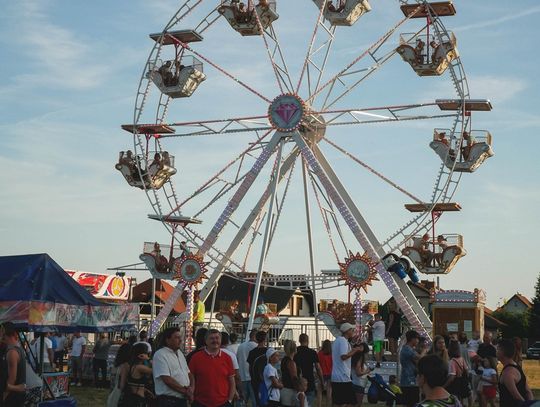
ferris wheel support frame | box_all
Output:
[198,147,300,302]
[293,132,432,337]
[302,158,321,348]
[246,139,285,332]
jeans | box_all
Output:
[70,355,83,382]
[242,381,257,407]
[305,390,316,407]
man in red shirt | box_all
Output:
[189,329,236,407]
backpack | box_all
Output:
[258,381,271,407]
[251,354,267,384]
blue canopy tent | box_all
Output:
[0,253,138,333]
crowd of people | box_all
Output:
[1,318,537,407]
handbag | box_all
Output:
[107,370,123,407]
[447,359,470,397]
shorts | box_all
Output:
[280,388,296,406]
[482,385,497,399]
[331,382,356,405]
[401,386,420,406]
[352,384,365,394]
[373,340,384,353]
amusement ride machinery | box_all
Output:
[115,0,494,348]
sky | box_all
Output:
[1,0,539,311]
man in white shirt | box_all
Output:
[330,322,362,406]
[53,333,67,371]
[331,323,362,407]
[236,329,258,407]
[70,331,86,387]
[31,333,54,372]
[221,332,242,402]
[153,327,194,407]
[371,314,386,368]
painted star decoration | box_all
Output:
[338,251,379,292]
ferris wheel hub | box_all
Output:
[268,93,307,133]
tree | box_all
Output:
[492,310,529,339]
[528,271,540,341]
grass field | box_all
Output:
[68,360,540,406]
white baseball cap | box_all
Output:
[340,322,355,333]
[266,347,279,360]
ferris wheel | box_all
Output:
[116,0,494,342]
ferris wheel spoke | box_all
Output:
[322,138,423,204]
[307,168,346,262]
[296,1,333,95]
[166,128,273,216]
[252,11,294,93]
[322,112,457,127]
[165,34,273,103]
[157,115,271,138]
[266,155,297,252]
[307,6,422,108]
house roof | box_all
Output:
[496,293,533,312]
[132,279,186,313]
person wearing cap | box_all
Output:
[331,322,361,407]
[263,348,283,407]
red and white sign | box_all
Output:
[66,270,132,301]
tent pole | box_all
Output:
[39,335,44,402]
[151,278,156,327]
[208,281,219,328]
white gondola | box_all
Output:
[396,32,458,76]
[218,0,279,36]
[430,129,494,173]
[401,234,466,275]
[116,150,177,190]
[147,57,206,98]
[312,0,371,26]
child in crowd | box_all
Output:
[388,375,402,396]
[263,348,284,407]
[479,357,497,407]
[293,377,309,407]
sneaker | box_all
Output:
[375,362,381,368]
[70,382,76,386]
[76,382,82,387]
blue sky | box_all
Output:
[1,0,539,310]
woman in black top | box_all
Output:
[280,340,299,407]
[497,339,533,407]
[120,343,153,407]
[385,301,401,355]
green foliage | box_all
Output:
[492,309,529,339]
[528,272,540,341]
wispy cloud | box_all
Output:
[454,5,540,32]
[5,0,109,91]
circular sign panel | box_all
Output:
[179,259,203,284]
[339,252,379,292]
[268,93,306,132]
[346,259,371,285]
